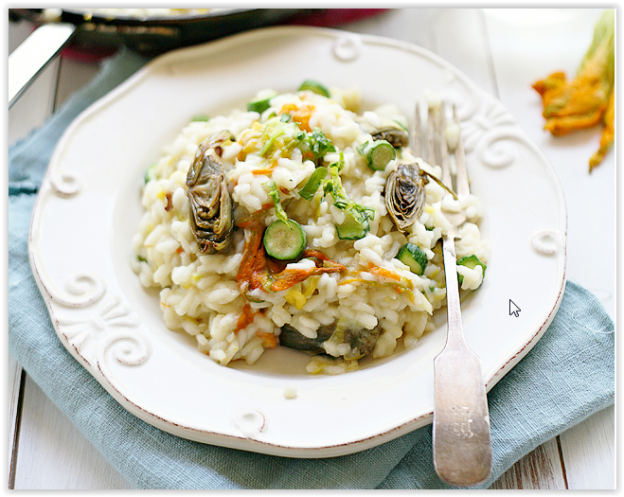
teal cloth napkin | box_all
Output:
[9,48,614,489]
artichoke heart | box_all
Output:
[357,116,409,148]
[385,162,426,233]
[186,130,235,253]
[279,317,381,360]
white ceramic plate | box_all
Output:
[29,26,566,458]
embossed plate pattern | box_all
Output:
[29,27,566,457]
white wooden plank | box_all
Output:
[7,355,23,486]
[348,9,496,96]
[346,8,437,49]
[14,376,133,490]
[490,438,566,489]
[429,9,497,96]
[559,406,615,489]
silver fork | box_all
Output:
[414,101,492,486]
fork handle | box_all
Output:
[433,235,492,486]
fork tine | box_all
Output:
[422,102,468,197]
[438,102,452,188]
[427,104,438,170]
[412,101,422,159]
[451,104,470,197]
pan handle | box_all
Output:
[9,23,76,108]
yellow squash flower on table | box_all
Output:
[532,9,615,172]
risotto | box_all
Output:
[131,82,488,375]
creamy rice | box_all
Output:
[132,85,488,374]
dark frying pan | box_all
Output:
[8,8,300,106]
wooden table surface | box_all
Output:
[8,8,615,490]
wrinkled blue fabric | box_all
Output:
[8,49,614,489]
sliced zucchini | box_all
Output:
[263,220,306,260]
[336,212,370,240]
[357,140,396,171]
[368,140,396,170]
[298,79,330,97]
[457,255,487,287]
[191,114,210,122]
[397,243,428,275]
[247,91,278,113]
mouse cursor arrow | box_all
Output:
[509,300,521,317]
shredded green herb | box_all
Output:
[266,181,291,227]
